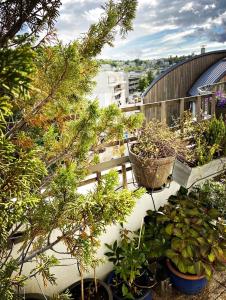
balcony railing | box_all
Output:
[79,81,226,187]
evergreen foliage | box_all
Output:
[0,1,143,298]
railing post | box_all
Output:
[211,93,216,117]
[140,104,147,125]
[179,98,185,133]
[196,95,202,122]
[161,101,167,124]
[96,171,101,184]
[121,164,127,189]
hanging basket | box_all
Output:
[129,146,175,189]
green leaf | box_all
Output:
[165,249,178,260]
[208,251,215,263]
[173,228,182,238]
[208,208,220,219]
[171,238,181,251]
[105,252,113,257]
[186,245,193,258]
[195,261,203,275]
[165,224,174,235]
[197,237,206,245]
[202,263,212,279]
[178,261,187,274]
[187,265,196,274]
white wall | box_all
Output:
[20,181,180,296]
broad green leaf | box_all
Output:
[165,224,174,235]
[208,251,215,263]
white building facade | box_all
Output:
[90,65,129,107]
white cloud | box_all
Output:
[83,7,104,22]
[179,2,194,13]
[56,0,226,59]
[162,29,195,43]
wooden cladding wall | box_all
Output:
[144,52,226,104]
[220,74,226,83]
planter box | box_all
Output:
[172,157,226,189]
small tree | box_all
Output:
[138,70,154,93]
[0,1,143,298]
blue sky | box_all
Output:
[56,0,226,59]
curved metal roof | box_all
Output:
[189,58,226,96]
[142,50,226,97]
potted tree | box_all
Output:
[150,193,226,295]
[129,121,184,189]
[173,115,226,188]
[105,227,155,300]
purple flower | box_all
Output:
[215,90,226,107]
[215,90,223,98]
[217,97,226,107]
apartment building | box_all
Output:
[90,65,129,107]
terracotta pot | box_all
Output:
[129,146,175,189]
[166,260,207,295]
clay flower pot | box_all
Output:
[129,146,175,189]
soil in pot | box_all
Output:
[107,271,153,300]
[166,260,207,295]
[68,279,112,300]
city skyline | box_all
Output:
[56,0,226,60]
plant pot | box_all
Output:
[66,278,113,300]
[172,157,226,189]
[166,260,207,295]
[107,271,152,300]
[129,147,175,189]
[23,294,49,300]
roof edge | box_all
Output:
[142,49,226,97]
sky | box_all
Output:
[56,0,226,60]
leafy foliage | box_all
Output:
[0,0,61,47]
[144,190,226,279]
[105,227,153,299]
[131,120,185,159]
[138,71,154,93]
[190,177,226,220]
[180,113,226,166]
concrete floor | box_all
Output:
[152,271,226,300]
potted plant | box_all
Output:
[66,278,113,300]
[173,115,226,188]
[129,121,184,189]
[105,227,155,299]
[150,193,226,295]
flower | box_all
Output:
[215,90,226,107]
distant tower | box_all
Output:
[201,45,206,54]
